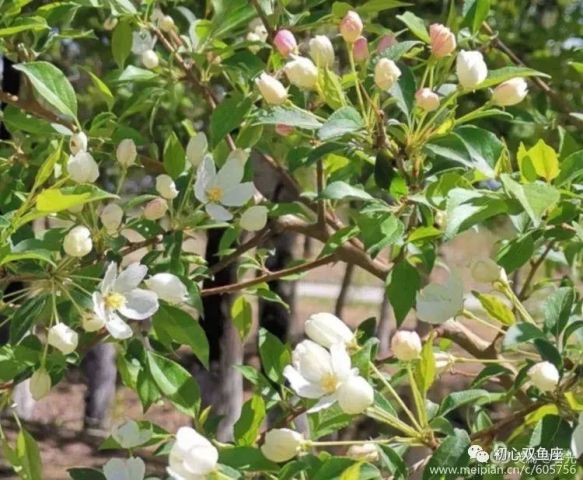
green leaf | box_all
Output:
[68,468,107,480]
[318,68,346,110]
[233,394,266,446]
[396,11,430,43]
[0,16,48,37]
[477,66,550,90]
[112,20,132,69]
[556,150,583,186]
[390,64,416,119]
[473,292,515,326]
[376,40,421,61]
[14,61,77,119]
[496,233,534,273]
[163,132,186,179]
[146,351,200,416]
[377,445,407,480]
[503,323,545,349]
[33,142,62,189]
[500,175,560,226]
[318,107,364,141]
[10,296,47,344]
[543,287,574,336]
[356,0,411,14]
[529,415,573,450]
[321,181,373,201]
[423,429,470,480]
[231,296,253,341]
[258,328,290,383]
[374,149,395,189]
[211,94,253,146]
[462,0,491,33]
[16,428,43,480]
[255,107,322,129]
[518,139,559,182]
[386,261,421,326]
[218,446,278,472]
[438,389,498,416]
[339,462,361,480]
[416,272,464,325]
[357,213,404,258]
[417,338,436,393]
[152,304,209,368]
[36,185,116,213]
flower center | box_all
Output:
[320,373,338,394]
[206,186,224,203]
[104,292,126,310]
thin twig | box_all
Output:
[201,253,337,297]
[250,0,276,41]
[517,241,555,300]
[0,91,75,130]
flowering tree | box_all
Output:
[0,1,582,479]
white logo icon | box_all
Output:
[468,445,490,463]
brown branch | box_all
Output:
[201,253,337,297]
[335,263,354,317]
[482,22,583,130]
[517,241,555,300]
[0,91,75,131]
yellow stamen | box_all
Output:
[104,292,126,310]
[206,186,224,203]
[320,373,338,394]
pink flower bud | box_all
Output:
[273,29,297,57]
[352,37,369,62]
[415,88,440,112]
[275,124,294,136]
[144,197,168,220]
[339,10,363,43]
[377,34,396,54]
[429,24,456,58]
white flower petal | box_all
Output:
[294,340,333,384]
[330,343,352,380]
[101,262,118,293]
[105,312,133,340]
[92,292,107,322]
[283,365,325,399]
[221,182,255,207]
[103,458,128,480]
[126,457,146,480]
[194,155,216,203]
[119,289,159,320]
[215,158,245,190]
[308,394,338,413]
[205,203,233,221]
[115,263,148,293]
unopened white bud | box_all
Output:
[492,78,528,106]
[63,225,93,257]
[29,368,51,401]
[416,88,440,112]
[142,49,159,69]
[240,206,268,231]
[435,352,455,373]
[456,50,488,90]
[261,429,303,463]
[374,58,401,91]
[48,323,78,355]
[186,132,208,167]
[70,132,88,154]
[82,312,105,332]
[255,73,287,105]
[309,35,335,68]
[347,443,379,462]
[67,152,99,184]
[284,57,318,90]
[304,312,354,348]
[144,197,168,220]
[116,138,137,168]
[100,203,123,234]
[337,375,374,414]
[159,15,175,33]
[528,361,559,392]
[104,17,118,31]
[156,174,179,199]
[391,330,422,361]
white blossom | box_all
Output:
[284,57,318,90]
[309,35,334,68]
[456,50,488,90]
[255,73,287,105]
[304,312,354,348]
[103,457,145,480]
[528,361,559,392]
[145,273,188,304]
[156,174,179,200]
[92,262,159,340]
[492,78,528,106]
[63,226,93,257]
[70,132,88,154]
[167,427,218,480]
[48,323,78,355]
[194,151,254,221]
[261,429,304,463]
[374,58,401,91]
[117,139,137,168]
